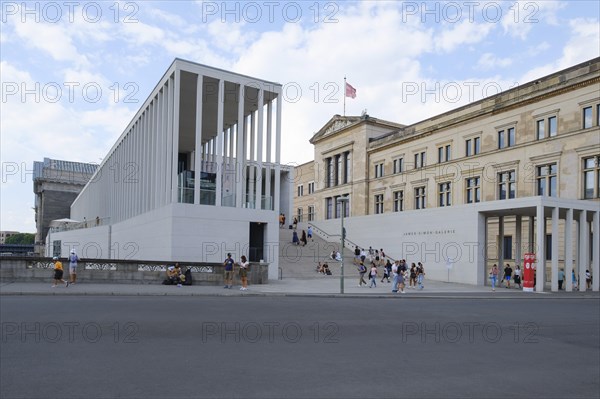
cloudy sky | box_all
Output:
[1,0,599,233]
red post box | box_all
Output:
[523,253,535,292]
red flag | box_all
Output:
[345,82,356,99]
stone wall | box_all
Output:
[0,257,269,285]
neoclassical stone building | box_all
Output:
[295,57,600,291]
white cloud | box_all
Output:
[435,20,494,53]
[12,21,90,67]
[520,17,600,82]
[476,53,513,70]
[502,0,567,39]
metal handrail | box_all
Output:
[307,222,396,263]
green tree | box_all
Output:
[5,233,35,245]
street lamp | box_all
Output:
[337,196,349,294]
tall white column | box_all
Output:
[265,100,272,210]
[194,74,203,205]
[236,85,244,208]
[274,93,282,215]
[166,78,174,205]
[592,210,599,292]
[215,79,224,207]
[248,113,256,207]
[171,71,180,203]
[515,215,522,266]
[528,216,535,252]
[536,205,545,292]
[578,210,588,292]
[498,216,504,270]
[551,207,559,292]
[565,208,574,292]
[256,89,264,210]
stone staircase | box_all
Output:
[277,222,358,279]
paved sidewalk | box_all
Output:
[1,277,597,298]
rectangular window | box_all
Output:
[414,151,426,169]
[308,182,315,194]
[503,236,513,260]
[466,177,481,204]
[474,137,480,154]
[297,208,303,223]
[536,120,545,140]
[393,190,404,212]
[326,198,332,219]
[342,197,350,218]
[583,106,593,129]
[583,156,600,199]
[326,158,333,188]
[415,186,426,209]
[437,145,451,163]
[536,163,557,197]
[308,205,315,222]
[498,170,516,200]
[393,158,404,174]
[297,185,303,197]
[374,194,384,214]
[438,182,451,207]
[335,155,342,186]
[466,139,472,157]
[508,127,515,147]
[548,116,557,137]
[498,128,515,148]
[374,162,384,178]
[545,234,552,261]
[335,195,341,218]
[343,152,350,184]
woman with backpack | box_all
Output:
[358,261,368,287]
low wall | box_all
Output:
[0,257,269,285]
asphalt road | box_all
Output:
[1,296,598,399]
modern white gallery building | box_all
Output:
[47,59,291,279]
[295,58,600,292]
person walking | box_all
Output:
[514,265,522,288]
[391,261,399,293]
[358,261,367,287]
[369,263,378,288]
[292,230,300,245]
[397,264,406,294]
[307,226,313,241]
[586,270,592,290]
[292,217,298,230]
[417,262,425,290]
[558,268,565,290]
[238,255,249,291]
[409,263,417,289]
[489,264,499,291]
[300,230,308,246]
[503,263,513,289]
[381,259,391,283]
[223,253,235,289]
[52,257,68,287]
[68,249,79,285]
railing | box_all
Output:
[49,217,111,233]
[307,222,396,262]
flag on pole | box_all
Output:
[345,82,357,99]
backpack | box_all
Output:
[183,268,193,286]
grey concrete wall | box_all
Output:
[0,257,269,285]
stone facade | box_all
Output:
[33,158,98,254]
[294,58,600,287]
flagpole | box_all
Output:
[343,76,346,116]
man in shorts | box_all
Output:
[68,249,79,284]
[52,257,68,287]
[223,253,235,289]
[504,263,513,289]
